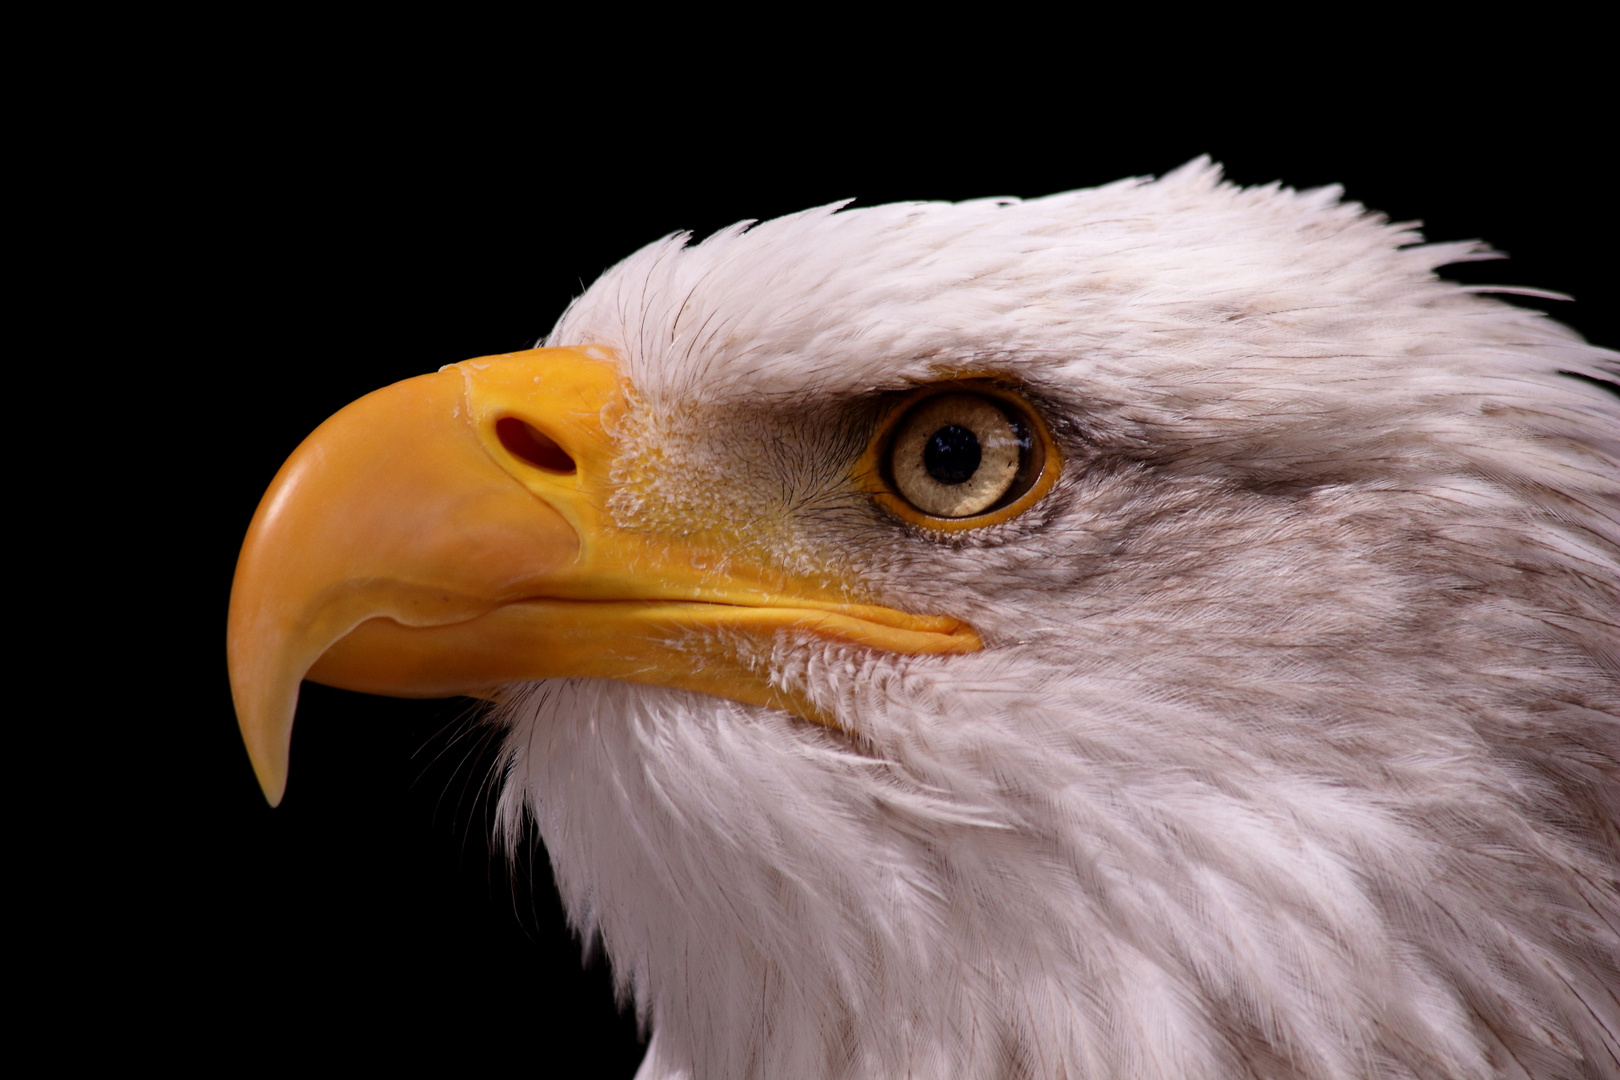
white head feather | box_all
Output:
[494,159,1619,1080]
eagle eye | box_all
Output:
[866,384,1058,529]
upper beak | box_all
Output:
[228,347,980,805]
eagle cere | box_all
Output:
[229,159,1620,1080]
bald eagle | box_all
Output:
[230,160,1619,1079]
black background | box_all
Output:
[93,60,1614,1074]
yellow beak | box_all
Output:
[228,347,980,805]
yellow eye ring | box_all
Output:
[855,380,1061,532]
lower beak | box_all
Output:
[228,347,979,805]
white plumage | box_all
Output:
[477,160,1619,1079]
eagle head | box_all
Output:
[229,160,1619,1079]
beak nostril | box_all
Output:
[496,417,577,474]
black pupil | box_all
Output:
[924,424,981,485]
